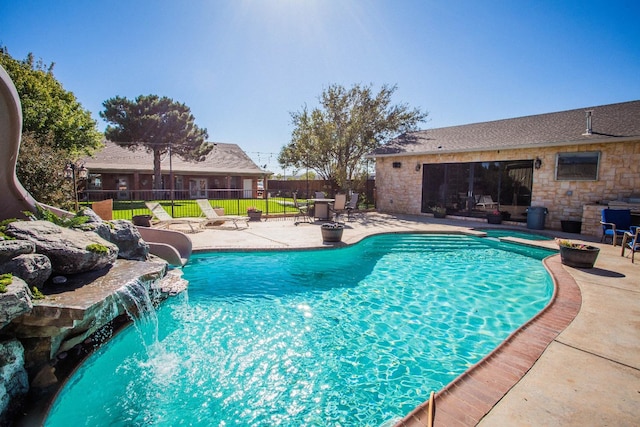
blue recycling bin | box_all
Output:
[526,206,548,230]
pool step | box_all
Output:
[365,235,488,253]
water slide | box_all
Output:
[0,65,191,266]
[0,66,37,219]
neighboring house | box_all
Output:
[369,100,640,236]
[81,141,269,200]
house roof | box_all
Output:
[83,141,268,176]
[371,100,640,157]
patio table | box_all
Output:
[307,198,335,221]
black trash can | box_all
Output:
[526,207,548,230]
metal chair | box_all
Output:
[621,227,640,263]
[293,193,311,225]
[600,209,632,246]
[329,194,347,223]
[345,193,359,221]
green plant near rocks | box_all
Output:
[0,273,12,293]
[0,218,18,240]
[23,205,89,228]
[86,243,109,254]
[31,286,45,300]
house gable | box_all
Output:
[84,141,266,176]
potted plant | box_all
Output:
[321,222,344,242]
[486,210,502,224]
[247,207,262,221]
[555,238,600,268]
[432,206,447,219]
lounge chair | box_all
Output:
[329,194,347,223]
[621,226,640,263]
[145,202,205,233]
[600,208,632,246]
[293,193,311,225]
[196,199,249,229]
[476,195,498,209]
[345,193,359,221]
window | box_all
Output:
[556,152,600,181]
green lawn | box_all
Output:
[95,198,299,220]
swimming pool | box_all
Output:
[45,234,554,426]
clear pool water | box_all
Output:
[46,234,554,426]
[477,228,552,241]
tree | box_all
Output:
[101,95,211,190]
[17,132,74,207]
[1,47,102,209]
[279,83,427,191]
[0,47,102,155]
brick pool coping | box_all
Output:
[396,254,581,426]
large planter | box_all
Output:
[561,220,582,234]
[248,210,262,221]
[321,224,344,242]
[486,214,502,224]
[559,245,600,268]
[132,215,152,227]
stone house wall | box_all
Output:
[375,139,640,234]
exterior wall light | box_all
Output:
[534,157,542,169]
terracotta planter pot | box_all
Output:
[321,225,344,242]
[559,245,600,268]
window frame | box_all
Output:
[555,151,601,181]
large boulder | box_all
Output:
[0,276,32,329]
[0,339,29,426]
[0,254,52,288]
[0,240,35,264]
[4,221,118,275]
[108,220,149,261]
[77,208,149,261]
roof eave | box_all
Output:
[367,135,640,158]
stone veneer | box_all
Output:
[375,140,640,236]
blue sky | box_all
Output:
[2,0,639,174]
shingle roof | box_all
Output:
[83,141,268,175]
[371,100,640,156]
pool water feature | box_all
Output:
[45,234,555,426]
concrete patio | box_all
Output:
[187,212,640,426]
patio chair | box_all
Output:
[293,193,311,225]
[329,194,347,223]
[196,199,249,229]
[620,226,640,263]
[145,202,205,233]
[600,208,632,246]
[476,195,498,209]
[345,193,359,221]
[314,191,326,199]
